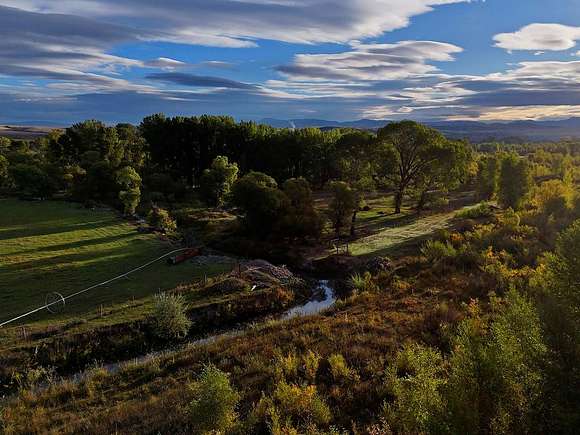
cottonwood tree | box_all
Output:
[327,181,358,237]
[116,166,142,215]
[231,171,289,236]
[377,121,447,214]
[200,155,239,206]
[280,177,323,239]
[333,130,378,234]
[412,139,472,212]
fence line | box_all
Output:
[0,248,189,328]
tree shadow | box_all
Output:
[0,232,137,258]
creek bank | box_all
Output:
[0,258,337,397]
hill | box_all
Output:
[259,117,580,142]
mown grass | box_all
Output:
[0,199,230,325]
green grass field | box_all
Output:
[0,199,230,325]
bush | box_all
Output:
[303,350,321,382]
[456,202,494,219]
[272,380,332,426]
[189,365,240,434]
[150,293,191,340]
[147,206,177,233]
[349,272,376,293]
[420,240,457,264]
[328,353,352,382]
[382,343,445,434]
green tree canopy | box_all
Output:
[377,121,447,213]
[199,155,239,206]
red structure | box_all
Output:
[167,248,200,265]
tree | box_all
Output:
[50,120,123,167]
[9,163,56,198]
[327,181,358,237]
[377,121,447,214]
[116,166,142,215]
[189,365,240,434]
[498,153,532,210]
[0,154,8,186]
[533,221,580,432]
[231,171,289,236]
[476,154,501,200]
[444,292,547,434]
[280,177,323,239]
[412,139,472,212]
[333,130,378,235]
[199,155,239,206]
[0,137,11,154]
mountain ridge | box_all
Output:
[259,117,580,142]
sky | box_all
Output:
[0,0,579,125]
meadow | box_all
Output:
[0,199,229,325]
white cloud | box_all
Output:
[494,23,580,52]
[277,40,463,81]
[144,57,186,70]
[448,105,580,121]
[0,1,471,47]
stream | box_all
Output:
[44,280,338,388]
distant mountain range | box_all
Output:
[259,117,580,143]
[3,117,580,143]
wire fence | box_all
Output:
[0,248,190,328]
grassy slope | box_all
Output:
[0,199,229,325]
[320,192,476,258]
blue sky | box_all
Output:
[0,0,579,125]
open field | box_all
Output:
[314,190,477,258]
[0,199,230,325]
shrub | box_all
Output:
[349,272,376,293]
[303,350,321,382]
[456,202,494,219]
[382,343,445,434]
[147,206,177,233]
[420,240,457,264]
[274,350,300,381]
[273,380,332,426]
[189,365,240,434]
[150,293,191,340]
[328,353,352,382]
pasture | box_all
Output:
[0,199,229,325]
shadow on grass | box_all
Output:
[0,218,118,241]
[0,232,138,258]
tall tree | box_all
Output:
[412,139,472,212]
[498,153,532,210]
[476,154,501,201]
[327,181,358,238]
[377,121,447,214]
[200,155,239,206]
